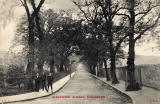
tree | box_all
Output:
[73,0,128,84]
[13,8,82,74]
[19,0,46,74]
[125,0,160,91]
[29,0,46,74]
[40,9,83,72]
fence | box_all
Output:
[0,73,36,97]
[97,64,160,90]
[116,66,142,89]
[116,65,160,90]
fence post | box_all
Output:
[140,68,142,89]
[125,69,127,90]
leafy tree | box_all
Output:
[47,11,83,72]
[18,0,46,74]
[125,0,160,91]
[13,9,81,73]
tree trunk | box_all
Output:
[127,38,135,82]
[105,0,119,84]
[50,59,55,74]
[126,0,140,91]
[107,24,119,84]
[98,61,103,77]
[89,64,92,73]
[26,20,35,74]
[35,14,44,43]
[110,54,119,84]
[60,62,64,72]
[64,65,68,71]
[92,65,96,75]
[103,58,110,81]
[90,65,94,74]
[37,60,44,74]
[126,36,140,91]
[97,63,99,76]
[35,12,46,74]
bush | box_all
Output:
[6,65,25,86]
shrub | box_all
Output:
[6,65,25,86]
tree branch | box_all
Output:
[112,6,129,19]
[72,1,91,21]
[30,0,36,11]
[23,0,31,19]
[31,0,45,19]
[135,4,158,16]
[19,0,24,6]
[134,14,160,42]
[116,13,130,20]
[135,4,159,24]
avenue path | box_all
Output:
[12,63,131,104]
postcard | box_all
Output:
[0,0,160,104]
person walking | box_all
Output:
[47,72,54,92]
[35,73,40,92]
[41,72,48,92]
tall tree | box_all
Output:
[126,0,160,91]
[19,0,45,74]
[30,0,46,74]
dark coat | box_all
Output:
[41,74,46,82]
[47,76,54,83]
[35,76,40,83]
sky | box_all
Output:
[0,0,160,56]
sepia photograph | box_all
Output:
[0,0,160,104]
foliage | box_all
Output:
[12,9,83,72]
[6,65,25,84]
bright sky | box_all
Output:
[125,40,160,56]
[0,0,160,56]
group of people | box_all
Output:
[34,72,54,92]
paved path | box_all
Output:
[12,63,131,104]
[99,77,160,104]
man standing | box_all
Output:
[41,72,48,92]
[47,72,54,92]
[35,73,40,92]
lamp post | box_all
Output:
[70,65,71,78]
